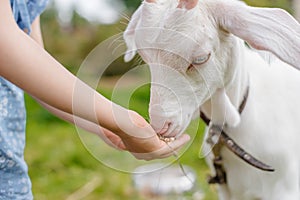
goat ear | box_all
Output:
[211,89,240,127]
[216,1,300,70]
[178,0,199,9]
[123,6,143,62]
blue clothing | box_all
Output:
[10,0,49,34]
[0,0,48,199]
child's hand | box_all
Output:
[115,111,190,160]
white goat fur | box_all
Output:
[124,0,300,199]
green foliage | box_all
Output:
[40,7,137,76]
[244,0,292,12]
[122,0,141,10]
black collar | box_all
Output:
[200,86,275,185]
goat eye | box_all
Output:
[192,53,211,65]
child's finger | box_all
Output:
[157,134,191,158]
[131,133,190,160]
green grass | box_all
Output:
[24,83,218,200]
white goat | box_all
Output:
[123,0,300,199]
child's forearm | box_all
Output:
[37,99,101,132]
[35,98,125,149]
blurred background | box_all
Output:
[25,0,299,199]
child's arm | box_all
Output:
[0,0,190,160]
[30,16,127,150]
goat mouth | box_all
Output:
[157,126,169,135]
[154,121,171,135]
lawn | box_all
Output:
[24,76,218,200]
